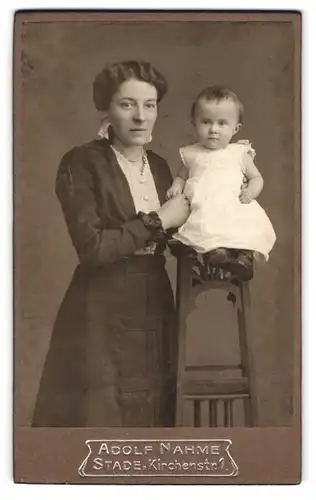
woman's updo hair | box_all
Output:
[93,60,168,112]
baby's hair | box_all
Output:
[191,85,244,124]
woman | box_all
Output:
[32,61,189,427]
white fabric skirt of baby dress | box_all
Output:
[173,141,276,261]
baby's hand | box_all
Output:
[239,186,254,204]
[166,184,184,200]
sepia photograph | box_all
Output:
[13,10,301,484]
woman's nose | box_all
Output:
[133,105,145,122]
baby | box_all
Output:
[167,85,276,280]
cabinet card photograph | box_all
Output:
[14,10,301,484]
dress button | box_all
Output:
[139,177,145,184]
[143,195,148,201]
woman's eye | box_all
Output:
[120,102,133,109]
[145,103,156,109]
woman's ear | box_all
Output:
[97,113,110,139]
[98,110,109,122]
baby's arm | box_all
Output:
[239,153,264,204]
[166,164,188,200]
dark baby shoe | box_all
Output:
[203,248,254,281]
[224,249,254,281]
[203,248,234,281]
[203,247,231,266]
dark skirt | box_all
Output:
[32,254,177,427]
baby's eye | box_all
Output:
[218,120,227,126]
[202,119,210,125]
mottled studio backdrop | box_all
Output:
[15,20,295,426]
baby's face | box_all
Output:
[193,98,241,150]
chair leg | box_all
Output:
[223,400,229,427]
[238,282,258,426]
[223,399,234,427]
[175,251,192,426]
[229,400,234,426]
[193,399,201,427]
[243,397,253,426]
[209,400,218,427]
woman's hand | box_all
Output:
[157,194,190,230]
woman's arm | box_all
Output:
[55,149,156,265]
[239,153,264,204]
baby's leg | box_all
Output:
[203,248,233,281]
[223,249,254,281]
[204,247,231,266]
[203,248,254,281]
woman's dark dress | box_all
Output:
[32,139,177,427]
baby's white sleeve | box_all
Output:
[245,143,256,160]
[237,140,256,174]
[179,147,190,169]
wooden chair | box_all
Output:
[172,242,258,427]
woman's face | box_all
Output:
[107,78,158,147]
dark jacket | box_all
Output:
[32,139,177,427]
[55,139,173,264]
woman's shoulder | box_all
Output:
[60,138,112,165]
[146,149,172,180]
[61,142,168,166]
[58,139,113,179]
[145,149,173,186]
[146,148,168,166]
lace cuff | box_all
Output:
[137,211,167,243]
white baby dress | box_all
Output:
[173,141,276,261]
